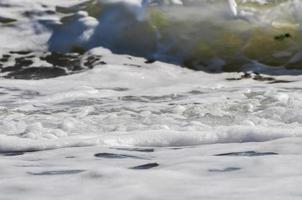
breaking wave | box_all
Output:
[47,0,302,71]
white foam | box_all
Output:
[1,48,302,152]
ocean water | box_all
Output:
[1,0,302,199]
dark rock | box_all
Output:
[241,72,252,79]
[226,77,241,81]
[0,57,9,63]
[45,10,56,15]
[5,67,66,80]
[1,66,22,73]
[15,57,34,67]
[227,72,276,82]
[3,54,11,58]
[274,33,291,41]
[145,58,156,64]
[253,74,275,81]
[0,51,93,79]
[41,52,82,71]
[23,10,52,18]
[83,55,102,68]
[99,61,107,65]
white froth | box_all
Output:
[1,48,302,152]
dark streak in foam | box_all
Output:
[130,163,159,170]
[208,167,241,172]
[215,151,278,157]
[112,147,154,153]
[269,80,294,84]
[27,170,85,176]
[9,51,32,55]
[65,156,76,159]
[169,147,183,150]
[17,164,44,168]
[0,152,25,157]
[123,63,141,68]
[97,87,129,92]
[0,150,38,157]
[94,153,144,159]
